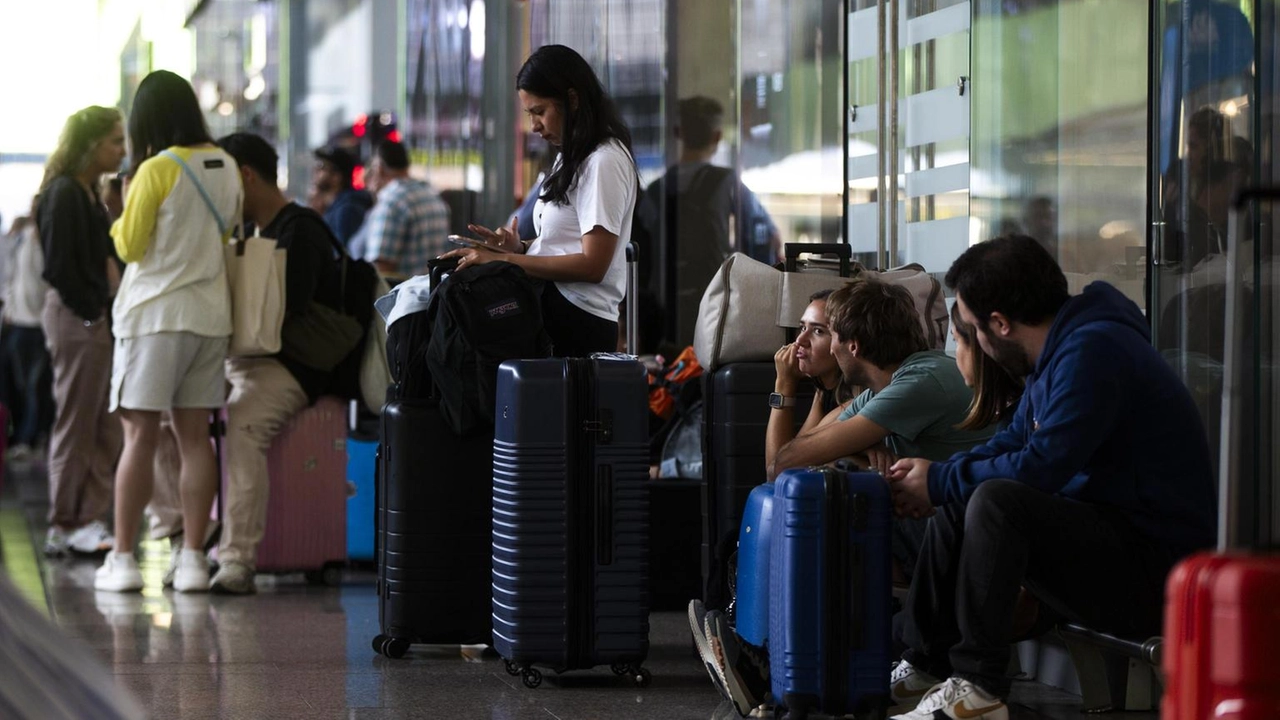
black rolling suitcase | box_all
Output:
[491,356,652,688]
[373,254,549,658]
[701,364,816,612]
[699,243,854,613]
[371,399,493,657]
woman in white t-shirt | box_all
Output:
[95,70,242,594]
[443,44,637,357]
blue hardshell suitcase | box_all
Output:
[735,482,775,646]
[769,467,892,719]
[346,437,377,562]
[491,357,652,688]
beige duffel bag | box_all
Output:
[693,249,949,370]
[693,252,853,369]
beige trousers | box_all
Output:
[216,357,308,568]
[41,291,121,528]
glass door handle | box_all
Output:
[1149,221,1168,266]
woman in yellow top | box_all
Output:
[95,71,242,594]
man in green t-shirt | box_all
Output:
[769,279,994,481]
[768,277,996,587]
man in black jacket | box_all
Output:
[147,133,355,594]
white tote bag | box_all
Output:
[225,230,287,356]
[163,150,286,356]
[359,272,393,413]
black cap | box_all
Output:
[313,145,357,181]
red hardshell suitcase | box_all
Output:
[218,396,348,580]
[1162,554,1280,720]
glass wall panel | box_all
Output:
[1153,0,1277,544]
[190,0,281,144]
[405,0,486,192]
[970,0,1148,307]
[739,0,845,251]
[525,0,666,181]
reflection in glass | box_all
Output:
[1153,0,1277,543]
[405,0,486,191]
[189,2,282,144]
[971,0,1148,307]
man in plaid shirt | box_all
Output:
[361,140,450,277]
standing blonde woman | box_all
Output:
[95,71,241,593]
[37,106,127,557]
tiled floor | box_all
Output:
[0,458,1154,719]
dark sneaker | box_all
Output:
[707,610,770,716]
[689,602,731,700]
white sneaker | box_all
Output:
[172,549,211,593]
[95,551,144,592]
[890,659,943,709]
[891,677,1008,720]
[210,560,256,595]
[44,527,70,557]
[68,520,114,554]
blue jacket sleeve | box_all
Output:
[926,333,1123,504]
[330,203,367,246]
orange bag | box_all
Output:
[649,346,703,420]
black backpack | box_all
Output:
[386,261,552,435]
[663,164,735,344]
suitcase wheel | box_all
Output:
[305,563,343,587]
[373,634,409,659]
[611,664,651,688]
[503,659,520,677]
[521,668,543,689]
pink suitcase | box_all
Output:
[215,397,348,583]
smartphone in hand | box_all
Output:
[447,234,508,253]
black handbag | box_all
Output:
[281,301,363,371]
[280,229,365,372]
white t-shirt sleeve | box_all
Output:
[570,144,635,237]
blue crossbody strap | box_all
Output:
[160,149,229,237]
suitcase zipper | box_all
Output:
[567,357,597,670]
[823,468,853,713]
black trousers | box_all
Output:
[897,479,1174,697]
[0,324,54,446]
[540,283,619,358]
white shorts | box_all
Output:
[110,333,229,412]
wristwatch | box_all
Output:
[768,393,796,409]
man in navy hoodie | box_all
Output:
[885,235,1215,720]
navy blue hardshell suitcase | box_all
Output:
[373,399,493,658]
[491,357,652,689]
[769,468,892,719]
[735,482,775,646]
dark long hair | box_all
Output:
[517,45,634,205]
[127,70,214,173]
[951,302,1024,430]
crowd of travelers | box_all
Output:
[0,44,1217,720]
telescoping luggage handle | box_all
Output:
[1219,186,1280,550]
[784,242,853,277]
[625,242,639,355]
